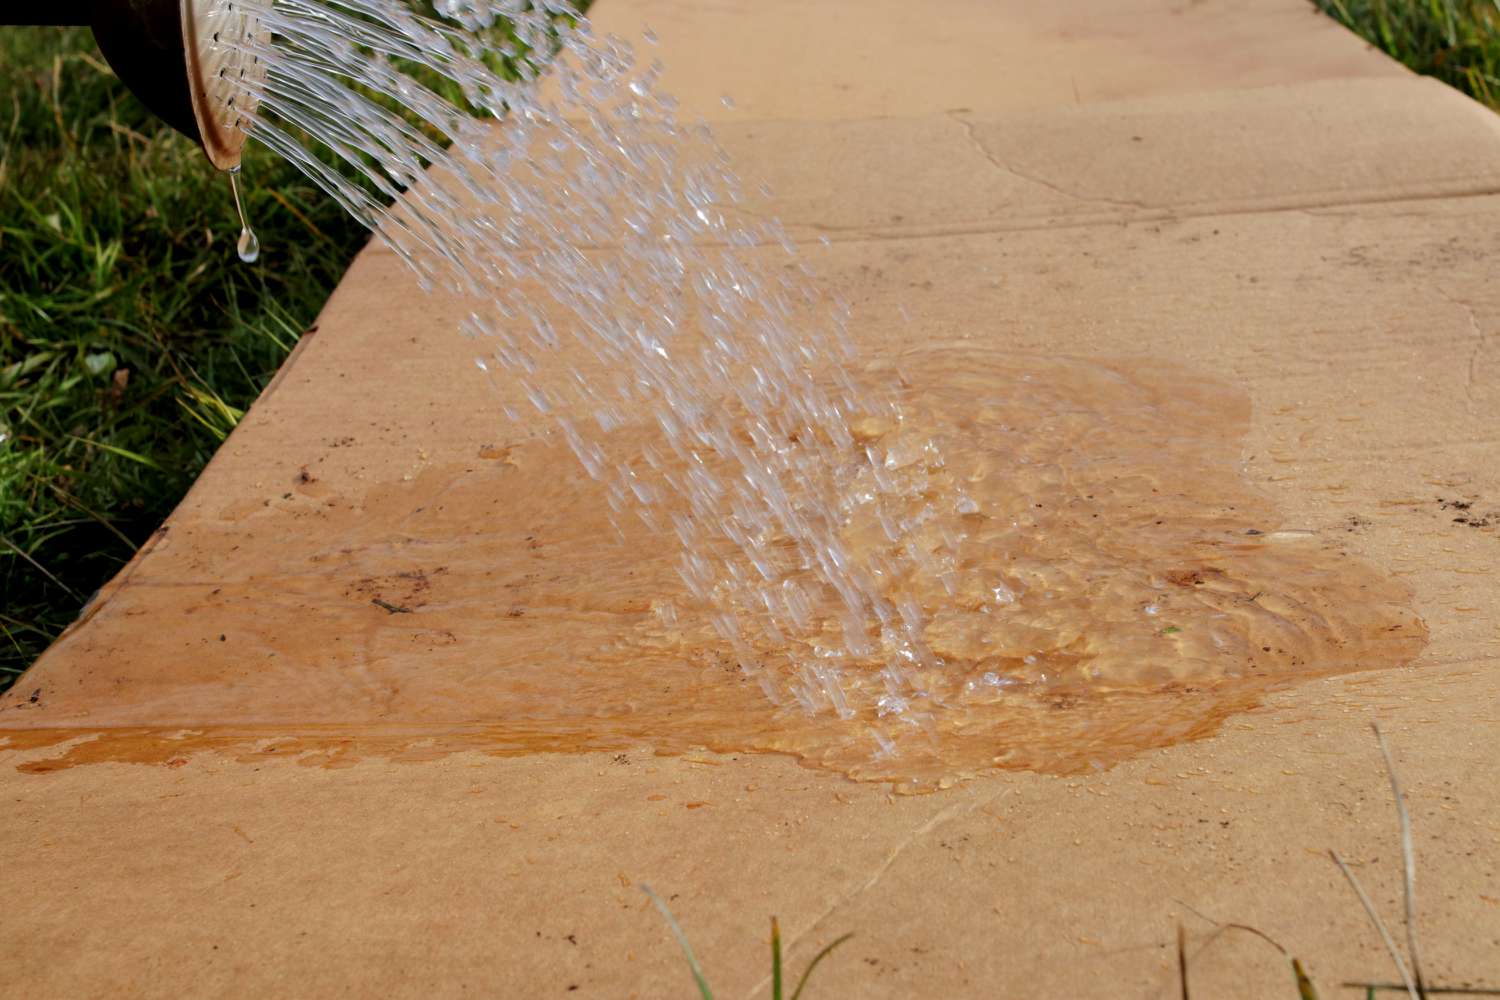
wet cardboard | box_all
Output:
[3,1,1498,997]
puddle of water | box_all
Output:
[0,349,1425,788]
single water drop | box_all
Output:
[237,227,260,264]
[227,168,260,264]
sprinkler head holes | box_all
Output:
[184,0,272,171]
[3,0,270,171]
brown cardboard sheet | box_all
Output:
[574,0,1402,121]
[2,1,1497,997]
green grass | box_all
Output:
[1317,0,1500,108]
[0,26,371,686]
[642,886,852,1000]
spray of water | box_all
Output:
[220,0,961,754]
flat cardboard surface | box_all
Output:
[3,1,1499,997]
[574,0,1402,121]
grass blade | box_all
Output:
[0,532,82,600]
[640,884,713,1000]
[66,434,163,469]
[1330,848,1418,1000]
[1174,902,1322,999]
[789,932,853,1000]
[771,916,783,1000]
[1178,922,1191,1000]
[1294,957,1320,1000]
[1372,723,1428,999]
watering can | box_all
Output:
[5,0,269,170]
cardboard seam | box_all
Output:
[358,184,1500,259]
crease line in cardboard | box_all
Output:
[359,182,1500,258]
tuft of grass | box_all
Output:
[1174,908,1322,1000]
[1180,723,1499,998]
[1316,0,1500,109]
[642,885,853,999]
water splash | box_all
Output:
[219,0,952,753]
[2,351,1428,786]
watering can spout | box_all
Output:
[7,0,269,172]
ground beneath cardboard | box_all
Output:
[3,1,1498,996]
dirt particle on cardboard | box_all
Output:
[1438,496,1494,528]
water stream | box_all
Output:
[91,0,1426,781]
[219,0,952,739]
[227,168,260,263]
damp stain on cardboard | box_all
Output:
[0,349,1425,789]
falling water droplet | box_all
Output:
[227,168,259,264]
[237,227,260,264]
